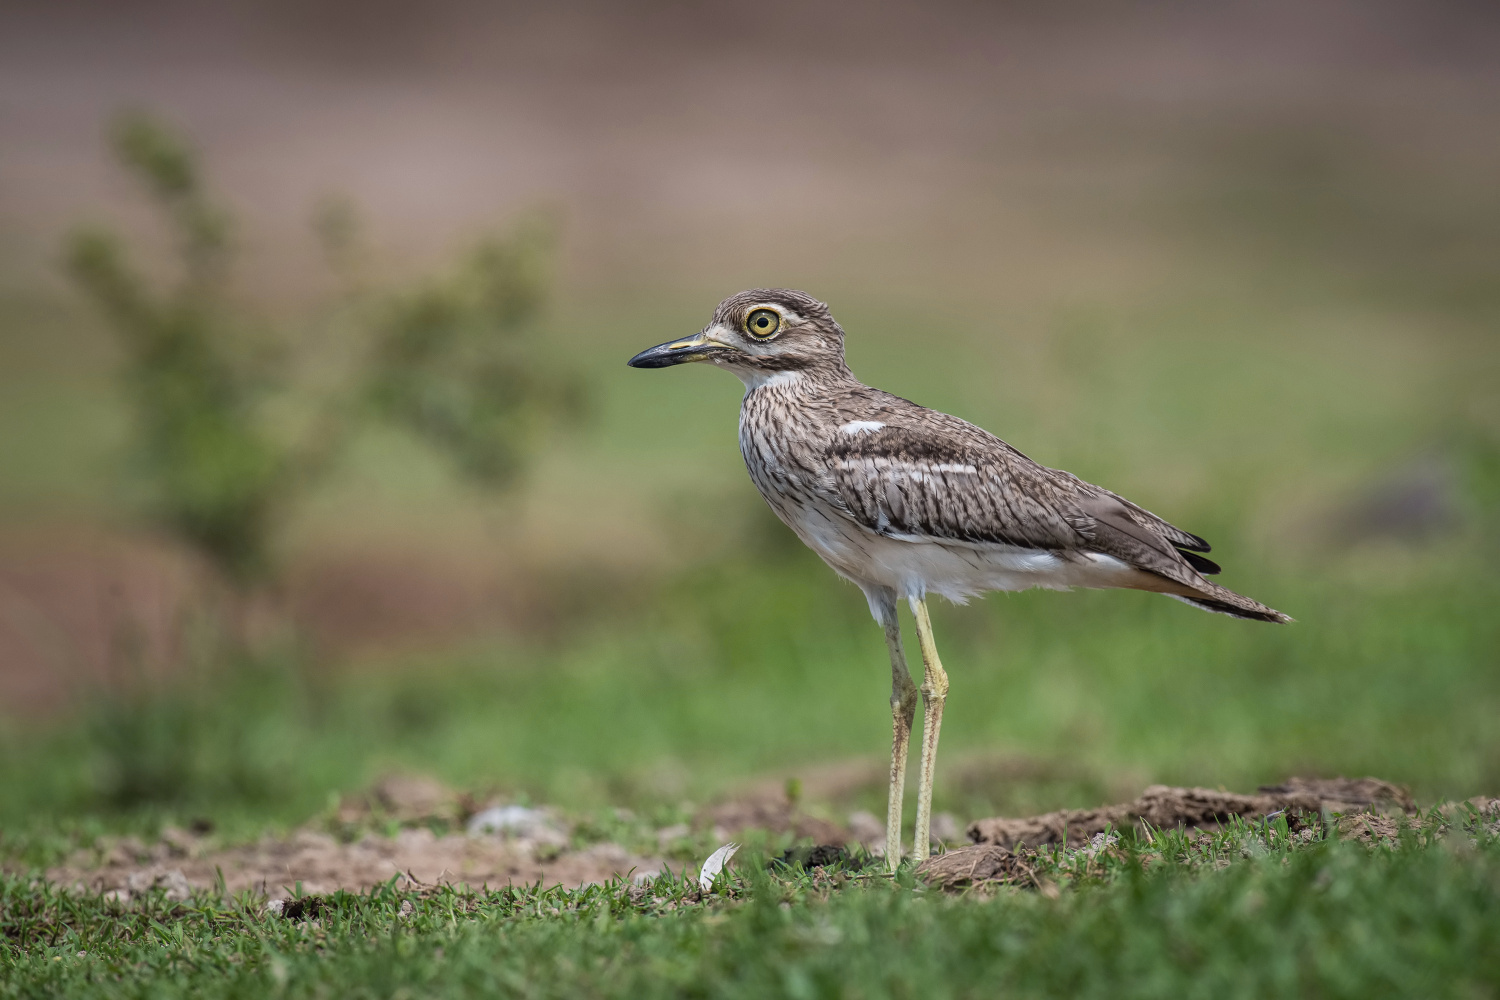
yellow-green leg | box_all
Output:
[883,618,918,873]
[909,597,950,864]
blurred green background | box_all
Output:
[0,0,1497,840]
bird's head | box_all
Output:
[627,289,847,386]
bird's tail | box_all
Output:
[1170,582,1292,623]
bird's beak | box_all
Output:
[627,332,733,368]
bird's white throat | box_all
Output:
[734,368,805,392]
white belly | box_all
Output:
[775,497,1153,604]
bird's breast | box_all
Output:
[737,395,881,581]
[741,387,849,487]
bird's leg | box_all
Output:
[909,596,950,864]
[883,618,918,873]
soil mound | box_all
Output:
[916,844,1035,890]
[967,776,1413,850]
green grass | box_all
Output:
[5,816,1498,998]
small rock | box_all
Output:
[159,869,192,901]
[467,805,567,845]
[1084,831,1118,858]
[126,869,192,901]
[398,900,415,918]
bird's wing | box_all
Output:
[821,419,1084,549]
[818,405,1213,587]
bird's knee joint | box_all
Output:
[921,678,949,702]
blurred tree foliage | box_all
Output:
[66,116,284,586]
[360,220,576,486]
[66,112,578,592]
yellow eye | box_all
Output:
[746,308,781,339]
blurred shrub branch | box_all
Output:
[66,111,579,599]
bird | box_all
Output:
[627,288,1289,872]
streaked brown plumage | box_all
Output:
[629,288,1289,869]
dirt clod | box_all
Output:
[1257,777,1413,813]
[124,868,192,902]
[1335,812,1405,845]
[280,896,327,921]
[1444,796,1500,828]
[775,844,855,870]
[916,845,1033,890]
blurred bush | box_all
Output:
[66,112,579,595]
[66,114,284,587]
[361,218,581,487]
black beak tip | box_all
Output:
[626,349,666,369]
[628,340,714,369]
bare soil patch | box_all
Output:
[45,774,664,902]
[41,773,1499,903]
[48,827,659,902]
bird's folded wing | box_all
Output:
[820,417,1208,588]
[821,424,1087,550]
